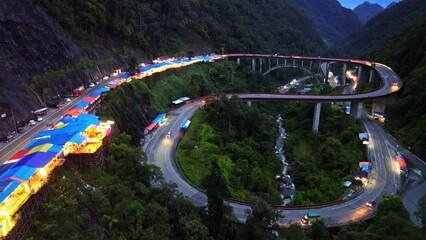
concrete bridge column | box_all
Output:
[276,59,279,66]
[302,61,304,67]
[342,63,347,87]
[252,59,256,72]
[357,65,363,81]
[284,59,287,66]
[292,60,295,66]
[368,68,373,83]
[269,59,271,70]
[237,58,240,65]
[312,102,321,132]
[247,101,252,107]
[350,101,364,119]
[318,61,322,72]
[259,59,262,73]
[310,61,313,70]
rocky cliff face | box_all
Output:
[354,1,384,24]
[0,0,117,131]
[291,0,363,46]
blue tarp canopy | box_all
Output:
[73,101,91,110]
[0,163,14,177]
[152,114,166,124]
[25,133,77,148]
[58,115,74,124]
[34,114,100,139]
[0,180,21,203]
[12,152,57,169]
[0,165,38,181]
[89,87,110,99]
[118,74,130,79]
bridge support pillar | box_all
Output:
[310,61,313,70]
[342,63,347,87]
[284,59,287,66]
[312,102,321,132]
[350,101,363,120]
[252,59,256,72]
[368,68,373,83]
[302,61,304,67]
[237,58,240,65]
[276,59,279,66]
[247,101,252,107]
[269,59,271,70]
[259,59,262,73]
[372,96,395,115]
[357,65,363,81]
[293,60,296,66]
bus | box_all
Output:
[144,122,158,135]
[73,86,85,97]
[301,213,321,224]
[180,119,191,131]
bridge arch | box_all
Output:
[262,64,323,87]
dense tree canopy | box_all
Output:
[37,0,325,56]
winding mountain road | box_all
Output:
[144,54,425,226]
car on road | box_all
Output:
[365,201,376,208]
[166,132,171,138]
[37,116,43,122]
[89,83,95,88]
[64,98,71,103]
[28,120,36,126]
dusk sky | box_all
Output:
[337,0,400,9]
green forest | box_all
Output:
[179,97,282,204]
[19,0,426,238]
[365,16,426,159]
[36,0,324,56]
[283,102,365,204]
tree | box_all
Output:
[415,198,426,228]
[238,196,278,240]
[308,220,330,240]
[203,160,235,239]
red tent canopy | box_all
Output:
[9,149,30,161]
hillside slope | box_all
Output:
[337,0,426,56]
[0,0,324,133]
[291,0,362,46]
[366,16,426,159]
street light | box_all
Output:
[9,103,18,134]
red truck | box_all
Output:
[73,86,85,97]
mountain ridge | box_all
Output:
[354,1,384,24]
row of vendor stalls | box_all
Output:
[0,53,222,238]
[0,88,113,238]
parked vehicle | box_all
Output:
[73,86,85,97]
[29,120,36,126]
[301,213,321,224]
